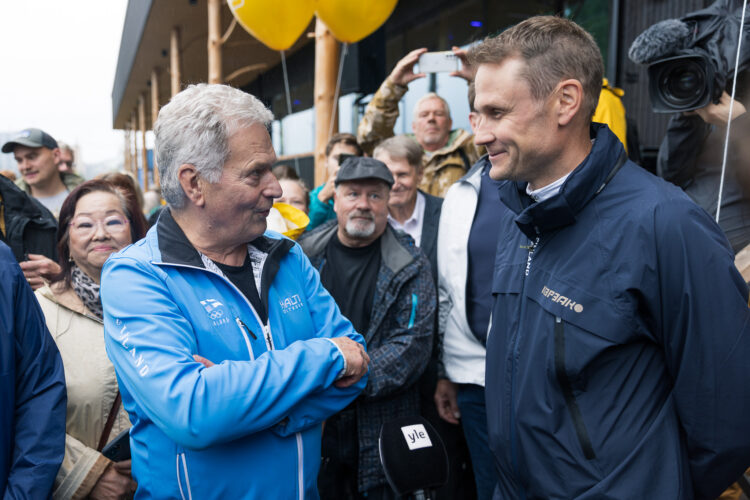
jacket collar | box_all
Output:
[38,282,102,323]
[497,124,627,239]
[299,220,414,276]
[406,128,473,157]
[155,208,293,268]
[15,171,84,195]
[457,154,489,191]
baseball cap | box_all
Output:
[2,128,58,153]
[335,156,394,187]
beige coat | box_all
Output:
[36,282,131,499]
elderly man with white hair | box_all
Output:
[100,83,370,499]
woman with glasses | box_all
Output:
[34,179,146,499]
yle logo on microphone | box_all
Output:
[401,424,432,450]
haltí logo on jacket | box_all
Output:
[279,294,304,314]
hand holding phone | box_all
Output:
[389,48,428,86]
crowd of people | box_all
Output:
[2,14,750,500]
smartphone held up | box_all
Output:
[418,51,460,73]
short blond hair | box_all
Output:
[468,16,603,120]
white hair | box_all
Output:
[57,141,74,156]
[412,92,451,117]
[373,135,423,169]
[154,83,274,209]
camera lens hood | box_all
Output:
[647,54,715,113]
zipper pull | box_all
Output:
[236,317,257,340]
[262,323,274,350]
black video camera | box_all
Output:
[629,0,750,113]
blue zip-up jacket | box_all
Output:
[488,124,750,500]
[101,210,367,500]
[0,241,66,499]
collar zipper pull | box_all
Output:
[262,323,274,351]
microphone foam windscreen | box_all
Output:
[629,19,691,64]
[378,416,449,496]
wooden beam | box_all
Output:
[138,94,149,191]
[220,17,237,45]
[207,0,223,84]
[223,63,267,85]
[150,69,161,189]
[313,19,339,186]
[170,27,182,97]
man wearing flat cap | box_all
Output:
[299,156,436,499]
[2,128,83,216]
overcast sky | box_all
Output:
[0,1,128,175]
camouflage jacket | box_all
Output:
[357,78,479,197]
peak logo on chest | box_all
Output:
[541,286,584,313]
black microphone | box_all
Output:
[378,416,449,500]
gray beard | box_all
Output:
[345,218,376,239]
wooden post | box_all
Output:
[150,69,161,189]
[138,94,149,191]
[124,126,131,175]
[131,111,138,178]
[314,19,339,186]
[170,27,182,97]
[207,0,223,84]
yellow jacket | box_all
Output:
[593,78,628,152]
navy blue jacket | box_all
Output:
[487,124,750,499]
[0,241,66,499]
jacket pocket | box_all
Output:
[554,316,596,460]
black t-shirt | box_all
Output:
[320,233,381,335]
[214,253,267,324]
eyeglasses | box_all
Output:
[69,215,129,238]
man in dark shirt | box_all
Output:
[300,157,436,499]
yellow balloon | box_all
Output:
[315,0,398,43]
[228,0,314,51]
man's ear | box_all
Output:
[555,79,584,126]
[177,164,205,207]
